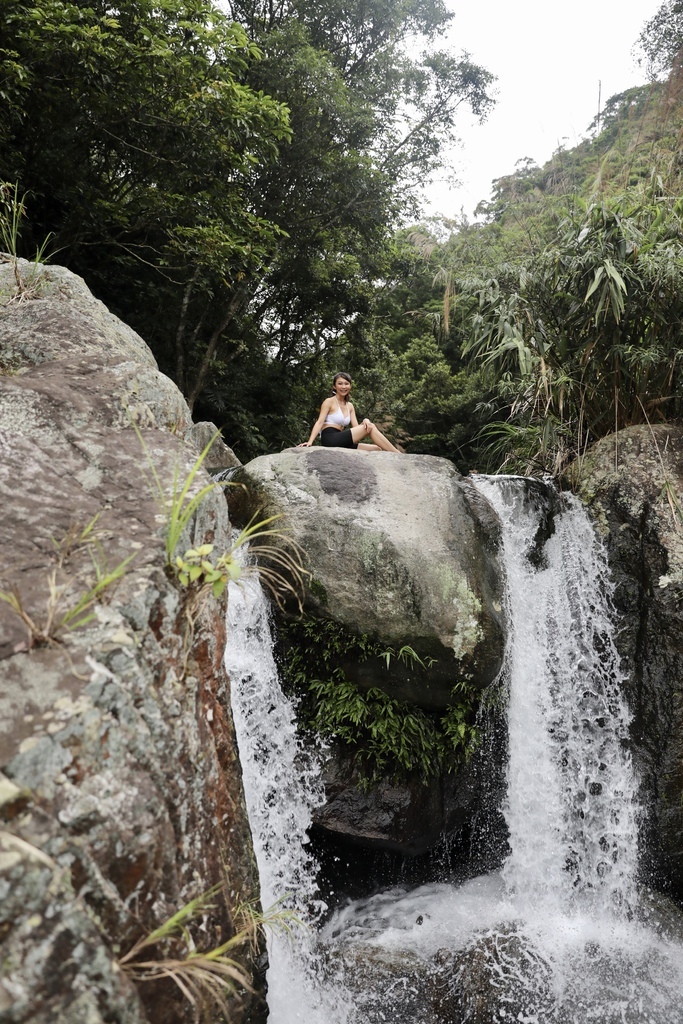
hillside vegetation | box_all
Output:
[365,13,683,475]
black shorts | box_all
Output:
[320,427,358,449]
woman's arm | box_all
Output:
[299,399,332,447]
[349,403,359,428]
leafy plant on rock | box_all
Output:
[279,617,479,784]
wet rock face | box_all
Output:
[0,260,261,1023]
[229,449,506,709]
[569,425,683,897]
[430,930,555,1024]
[320,942,436,1024]
[312,742,478,856]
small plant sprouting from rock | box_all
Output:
[378,643,437,671]
[0,181,54,305]
[0,513,135,651]
[119,884,300,1019]
[174,513,307,610]
[135,423,308,608]
[176,543,241,597]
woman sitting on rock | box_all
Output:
[298,371,401,452]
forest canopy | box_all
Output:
[2,0,682,473]
[0,0,493,457]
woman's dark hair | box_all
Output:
[331,371,352,392]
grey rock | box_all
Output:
[186,421,241,470]
[229,448,506,709]
[0,259,158,371]
[228,447,505,856]
[0,262,263,1023]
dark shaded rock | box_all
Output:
[314,744,443,855]
[568,425,683,897]
[312,742,479,857]
[229,448,506,710]
[0,260,263,1023]
[430,929,555,1024]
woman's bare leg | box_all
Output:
[349,421,400,452]
[357,442,381,452]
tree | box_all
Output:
[0,0,494,456]
[186,0,495,444]
[0,0,290,405]
[637,0,683,79]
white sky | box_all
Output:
[424,0,664,219]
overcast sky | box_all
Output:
[424,0,665,219]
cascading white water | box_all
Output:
[226,482,683,1024]
[224,571,350,1024]
[475,477,640,916]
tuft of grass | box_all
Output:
[0,182,54,305]
[0,556,135,650]
[0,515,135,650]
[134,422,308,609]
[229,513,308,612]
[119,886,301,1019]
[133,422,220,566]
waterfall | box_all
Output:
[226,481,683,1024]
[224,571,350,1024]
[474,477,640,916]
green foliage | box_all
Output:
[457,188,683,473]
[119,883,300,1019]
[134,425,222,566]
[390,61,683,474]
[1,0,291,406]
[0,182,25,258]
[0,0,495,456]
[175,543,241,598]
[279,617,479,784]
[135,428,307,606]
[636,0,683,79]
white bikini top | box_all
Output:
[323,401,351,429]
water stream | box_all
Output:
[225,478,683,1023]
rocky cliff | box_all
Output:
[0,259,261,1023]
[569,425,683,897]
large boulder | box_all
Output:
[229,448,505,710]
[568,425,683,896]
[0,259,262,1023]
